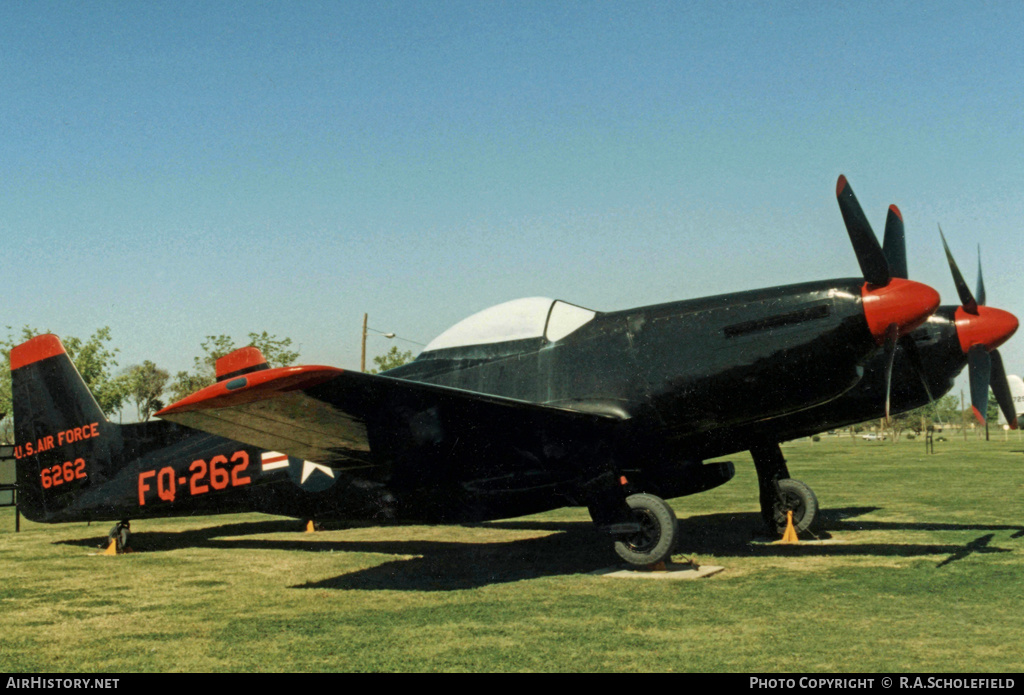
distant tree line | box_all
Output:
[848,392,1003,442]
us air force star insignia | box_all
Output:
[282,455,337,492]
[300,460,335,484]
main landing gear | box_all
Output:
[613,493,679,566]
[583,458,679,567]
[588,485,678,566]
[751,442,818,536]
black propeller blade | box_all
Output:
[898,335,935,404]
[990,350,1018,429]
[882,323,899,422]
[975,244,986,307]
[882,205,908,280]
[939,226,979,314]
[967,345,992,424]
[836,176,892,287]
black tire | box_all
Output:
[769,479,818,536]
[108,521,130,553]
[613,493,678,567]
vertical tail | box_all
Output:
[11,335,112,521]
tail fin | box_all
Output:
[11,335,112,521]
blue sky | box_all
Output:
[3,2,1023,405]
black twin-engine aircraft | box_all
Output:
[15,176,1011,568]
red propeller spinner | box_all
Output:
[954,306,1019,355]
[861,278,941,346]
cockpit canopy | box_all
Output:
[422,297,597,353]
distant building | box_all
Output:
[999,375,1024,427]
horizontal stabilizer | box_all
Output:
[157,365,365,466]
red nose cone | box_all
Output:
[955,306,1019,354]
[861,278,941,345]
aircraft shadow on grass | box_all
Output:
[55,506,1021,591]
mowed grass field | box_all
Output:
[1,435,1022,673]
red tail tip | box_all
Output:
[888,204,902,221]
[10,334,66,371]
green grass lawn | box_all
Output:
[1,435,1022,672]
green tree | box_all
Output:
[123,360,170,421]
[166,332,300,403]
[901,394,960,434]
[62,328,129,416]
[0,326,126,416]
[369,345,415,374]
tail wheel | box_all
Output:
[614,493,678,567]
[770,479,818,535]
[108,520,131,553]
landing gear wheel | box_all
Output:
[613,493,678,567]
[108,520,131,553]
[768,479,817,536]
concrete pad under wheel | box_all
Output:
[590,562,724,579]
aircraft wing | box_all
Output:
[156,365,621,470]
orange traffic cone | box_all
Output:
[102,539,118,556]
[779,511,799,544]
[305,520,316,533]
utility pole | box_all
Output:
[961,390,967,442]
[360,313,368,373]
[360,315,398,373]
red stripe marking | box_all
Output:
[262,454,287,463]
[10,335,66,371]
